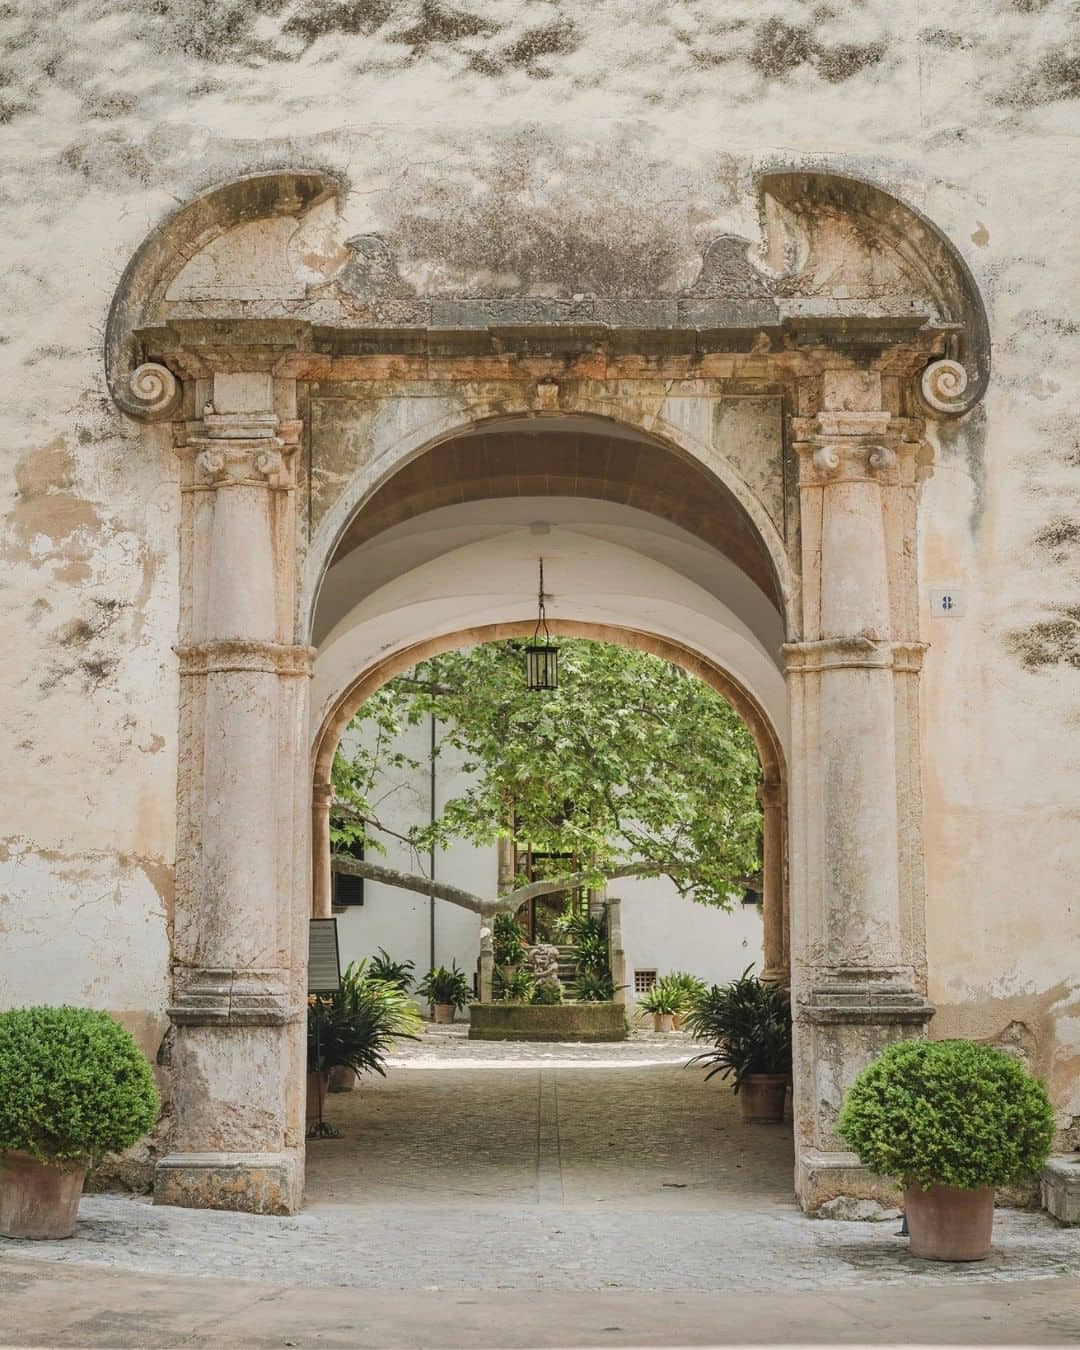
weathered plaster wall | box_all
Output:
[0,0,1078,1142]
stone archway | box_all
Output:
[104,166,990,1216]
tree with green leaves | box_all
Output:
[331,639,762,920]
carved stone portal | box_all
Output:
[104,165,989,1216]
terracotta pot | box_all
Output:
[904,1183,994,1261]
[328,1064,356,1093]
[0,1150,87,1240]
[433,1003,456,1024]
[653,1012,675,1033]
[672,1013,684,1031]
[306,1070,329,1122]
[737,1073,788,1123]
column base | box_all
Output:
[796,1149,901,1214]
[1041,1156,1080,1224]
[154,1150,303,1215]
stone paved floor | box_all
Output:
[4,1028,1076,1301]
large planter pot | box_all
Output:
[306,1070,329,1122]
[432,1003,456,1024]
[737,1073,788,1123]
[904,1183,995,1262]
[653,1012,675,1033]
[0,1150,88,1240]
[328,1064,356,1093]
[672,1013,684,1031]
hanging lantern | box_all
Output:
[525,558,558,691]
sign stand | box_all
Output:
[307,918,343,1141]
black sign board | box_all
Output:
[308,918,342,995]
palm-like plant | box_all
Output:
[493,914,527,969]
[417,962,472,1010]
[573,969,616,1002]
[638,981,682,1016]
[494,967,536,1003]
[683,966,792,1092]
[368,948,416,991]
[308,960,421,1077]
[663,970,707,1011]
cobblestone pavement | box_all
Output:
[5,1029,1077,1299]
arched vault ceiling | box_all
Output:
[324,420,785,617]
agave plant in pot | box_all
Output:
[683,966,792,1122]
[665,971,707,1030]
[0,1006,160,1239]
[638,978,682,1032]
[417,962,472,1024]
[838,1039,1054,1261]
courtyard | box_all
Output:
[1,1031,1077,1347]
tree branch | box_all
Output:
[330,856,489,915]
[331,855,696,919]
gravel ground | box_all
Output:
[7,1029,1076,1296]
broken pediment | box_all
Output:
[107,165,989,420]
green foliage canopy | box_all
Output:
[0,1006,159,1163]
[332,639,763,911]
[837,1039,1055,1190]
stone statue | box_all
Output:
[526,943,563,1002]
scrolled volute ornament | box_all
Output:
[127,363,181,420]
[867,443,897,472]
[919,358,970,416]
[812,444,840,475]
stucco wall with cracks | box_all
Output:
[0,0,1077,1142]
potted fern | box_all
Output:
[417,962,471,1024]
[838,1039,1055,1261]
[0,1006,159,1238]
[683,967,792,1121]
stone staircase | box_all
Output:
[555,944,579,991]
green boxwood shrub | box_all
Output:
[0,1006,160,1164]
[838,1039,1055,1191]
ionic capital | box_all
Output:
[194,441,285,486]
[184,407,292,487]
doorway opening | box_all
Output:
[307,631,792,1212]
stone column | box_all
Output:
[606,897,627,1007]
[158,372,312,1216]
[478,921,494,1002]
[311,781,333,919]
[786,370,932,1212]
[758,775,787,985]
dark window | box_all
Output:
[332,837,365,909]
